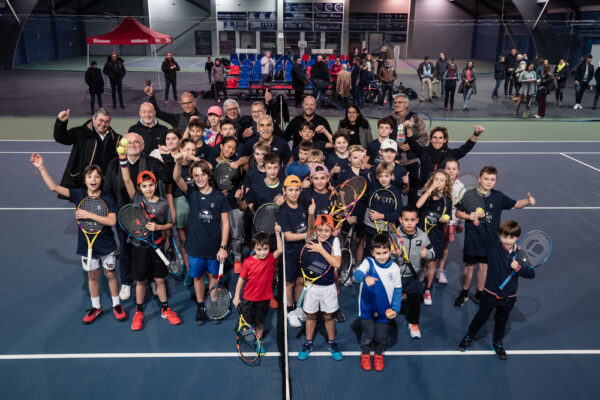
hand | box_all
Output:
[274,195,285,206]
[391,247,401,257]
[305,240,325,255]
[402,172,409,184]
[302,178,311,189]
[75,209,94,220]
[57,109,70,122]
[527,192,535,206]
[242,127,254,139]
[217,248,228,263]
[30,153,44,168]
[235,186,244,200]
[369,210,384,221]
[474,125,485,136]
[510,259,521,271]
[364,276,378,287]
[331,164,341,174]
[158,145,170,155]
[173,151,185,163]
[314,125,325,133]
[232,297,241,308]
[274,222,282,234]
[420,247,427,258]
[189,115,199,122]
[308,199,316,215]
[386,310,397,319]
[145,222,157,231]
[399,143,410,152]
[402,119,414,129]
[144,83,154,97]
[469,212,479,222]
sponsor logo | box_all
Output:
[92,39,111,44]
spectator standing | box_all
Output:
[434,52,449,97]
[513,56,526,100]
[85,60,104,115]
[205,56,214,84]
[504,48,518,96]
[515,63,537,117]
[311,55,331,108]
[443,60,458,111]
[161,52,180,103]
[211,58,228,102]
[554,58,568,107]
[128,102,169,153]
[492,55,506,99]
[261,51,275,83]
[146,85,207,133]
[336,63,352,109]
[573,54,594,109]
[417,56,434,102]
[102,52,126,109]
[535,64,554,118]
[330,57,342,84]
[593,63,600,110]
[460,61,477,112]
[378,58,397,110]
[291,57,308,107]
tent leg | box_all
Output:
[154,45,162,91]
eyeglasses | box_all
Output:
[181,101,194,106]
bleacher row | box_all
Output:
[225,53,351,91]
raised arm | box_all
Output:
[118,153,136,200]
[514,192,535,209]
[172,152,188,194]
[30,153,70,198]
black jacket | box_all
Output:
[128,120,169,155]
[161,58,180,80]
[102,56,126,84]
[85,67,104,94]
[291,62,307,88]
[494,61,506,81]
[149,95,206,133]
[554,64,569,89]
[595,68,600,92]
[505,54,518,70]
[434,58,449,81]
[311,60,330,83]
[575,62,594,84]
[53,118,121,189]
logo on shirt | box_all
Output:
[200,209,214,223]
[387,272,396,282]
[416,240,422,246]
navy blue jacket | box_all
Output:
[485,237,535,298]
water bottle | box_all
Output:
[396,122,405,145]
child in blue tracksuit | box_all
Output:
[354,234,402,372]
[458,220,535,360]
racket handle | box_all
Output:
[498,272,515,290]
[473,220,480,227]
[86,249,93,269]
[296,290,305,308]
[155,248,170,266]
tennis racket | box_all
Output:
[118,204,170,266]
[498,230,552,290]
[453,173,478,205]
[205,260,232,321]
[328,176,367,224]
[214,159,239,192]
[424,200,447,234]
[366,188,398,233]
[388,223,410,263]
[253,202,280,235]
[296,241,333,308]
[458,186,486,227]
[338,227,354,286]
[236,305,261,363]
[166,234,184,279]
[77,197,108,270]
[415,111,432,133]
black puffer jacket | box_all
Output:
[102,56,126,84]
[85,67,104,94]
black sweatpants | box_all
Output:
[361,319,389,355]
[467,290,516,343]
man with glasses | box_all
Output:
[53,107,121,191]
[145,85,206,133]
[240,101,284,142]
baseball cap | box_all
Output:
[207,105,222,116]
[380,138,398,152]
[283,174,302,187]
[310,163,329,178]
[315,214,334,229]
[137,170,157,185]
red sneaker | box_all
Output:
[234,260,242,274]
[360,354,372,371]
[269,297,278,309]
[161,308,182,325]
[374,354,384,371]
[131,310,144,331]
[82,307,103,325]
[113,304,127,322]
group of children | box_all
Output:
[32,102,538,369]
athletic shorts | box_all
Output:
[188,256,219,278]
[81,251,116,272]
[463,254,488,265]
[174,196,190,229]
[131,245,168,281]
[240,299,270,326]
[302,283,338,314]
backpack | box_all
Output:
[403,87,418,99]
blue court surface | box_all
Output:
[1,140,599,399]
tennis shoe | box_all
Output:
[131,310,144,331]
[454,292,469,307]
[408,323,421,339]
[423,290,432,306]
[492,342,508,360]
[296,307,307,322]
[473,290,482,305]
[328,341,343,361]
[360,354,372,371]
[82,307,103,324]
[195,304,206,325]
[298,341,313,360]
[119,284,131,300]
[287,308,302,328]
[161,308,182,325]
[113,305,127,322]
[437,270,448,284]
[458,335,473,351]
[333,309,346,323]
[373,355,384,371]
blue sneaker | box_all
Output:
[256,340,266,356]
[298,341,313,360]
[328,341,343,361]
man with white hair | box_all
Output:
[242,114,291,165]
[128,102,169,154]
[104,132,171,300]
[146,86,206,132]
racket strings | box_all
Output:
[254,204,280,234]
[460,187,485,213]
[78,198,108,232]
[206,287,232,319]
[517,232,552,267]
[119,205,150,239]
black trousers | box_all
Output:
[444,84,456,108]
[116,227,133,286]
[90,93,102,114]
[467,291,516,343]
[405,292,422,325]
[405,161,420,205]
[361,319,389,355]
[111,81,123,107]
[504,71,514,95]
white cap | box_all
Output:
[380,138,398,152]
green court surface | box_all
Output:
[1,116,597,142]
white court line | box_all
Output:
[2,140,600,143]
[1,350,599,360]
[560,153,600,173]
[2,207,599,211]
[190,60,205,68]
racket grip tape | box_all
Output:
[498,272,515,290]
[296,290,305,308]
[155,249,170,266]
[87,248,93,269]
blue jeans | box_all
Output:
[463,88,473,109]
[378,83,394,107]
[555,87,564,102]
[354,85,365,109]
[575,82,588,104]
[492,79,502,97]
[165,78,177,100]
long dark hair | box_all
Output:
[339,105,369,129]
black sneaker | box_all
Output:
[333,309,346,323]
[195,304,206,325]
[473,291,482,305]
[458,335,473,351]
[454,292,469,307]
[492,342,508,360]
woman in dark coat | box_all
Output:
[85,61,104,115]
[554,58,568,107]
[291,58,307,107]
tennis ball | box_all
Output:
[385,308,395,319]
[476,207,484,215]
[117,146,125,155]
[120,138,129,146]
[440,214,450,223]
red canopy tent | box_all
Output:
[86,16,173,88]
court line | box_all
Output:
[0,208,75,210]
[1,349,599,360]
[560,153,600,173]
[2,206,600,211]
[2,140,600,143]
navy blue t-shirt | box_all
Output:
[418,195,452,258]
[243,136,292,164]
[195,143,212,161]
[184,185,232,259]
[363,182,403,235]
[457,189,516,257]
[69,188,118,257]
[242,166,285,189]
[292,140,328,161]
[299,188,331,216]
[278,202,308,272]
[325,152,351,180]
[244,179,283,208]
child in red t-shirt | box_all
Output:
[233,224,283,354]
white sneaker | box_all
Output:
[119,284,131,301]
[534,114,541,119]
[418,269,426,282]
[296,307,307,322]
[438,270,448,284]
[287,308,302,328]
[579,104,584,109]
[573,104,578,109]
[423,289,432,306]
[408,323,421,339]
[151,282,157,296]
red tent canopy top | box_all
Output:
[87,16,172,45]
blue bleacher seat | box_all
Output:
[248,54,256,62]
[230,53,238,60]
[239,54,247,62]
[231,59,241,66]
[307,59,315,67]
[328,60,334,68]
[238,79,249,89]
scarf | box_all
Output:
[427,145,447,166]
